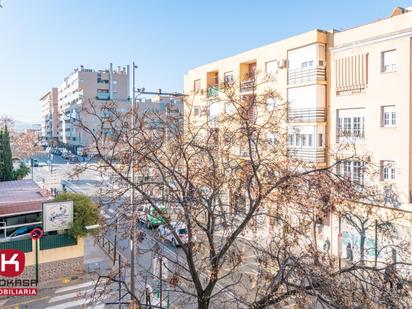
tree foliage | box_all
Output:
[54,192,99,238]
[0,125,14,181]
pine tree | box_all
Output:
[1,126,13,181]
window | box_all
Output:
[224,72,234,84]
[337,160,364,184]
[266,133,277,144]
[318,133,323,147]
[382,50,396,73]
[265,60,276,76]
[301,60,314,68]
[382,106,396,127]
[381,161,396,181]
[193,79,201,92]
[337,112,365,141]
[266,98,277,110]
[288,133,313,148]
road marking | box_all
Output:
[48,289,92,303]
[44,298,92,309]
[55,281,95,294]
[1,296,50,308]
[100,210,110,219]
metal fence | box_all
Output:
[0,238,32,253]
[40,233,77,250]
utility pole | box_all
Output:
[130,62,137,295]
[159,255,163,309]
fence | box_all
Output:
[40,233,77,250]
[0,238,32,252]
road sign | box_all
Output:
[30,228,43,240]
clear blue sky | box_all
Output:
[0,0,411,123]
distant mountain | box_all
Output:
[13,120,40,133]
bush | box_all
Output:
[13,162,30,180]
[53,192,99,238]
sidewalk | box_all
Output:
[84,236,113,274]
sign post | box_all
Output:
[30,228,43,283]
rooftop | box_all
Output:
[0,180,51,217]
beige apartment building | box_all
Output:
[40,88,58,141]
[184,7,412,263]
[330,7,412,208]
[57,64,130,152]
[185,29,331,164]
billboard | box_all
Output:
[42,201,74,232]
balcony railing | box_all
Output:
[287,147,326,163]
[96,92,110,100]
[207,86,219,97]
[288,67,326,85]
[288,107,326,122]
[240,79,255,93]
[337,129,365,143]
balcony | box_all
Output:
[96,92,110,100]
[207,86,219,97]
[337,130,365,143]
[240,79,255,93]
[288,67,326,85]
[288,107,326,122]
[287,147,326,163]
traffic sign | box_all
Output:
[30,228,43,240]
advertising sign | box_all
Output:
[42,201,74,232]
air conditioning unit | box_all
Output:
[277,59,287,69]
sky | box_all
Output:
[0,0,411,123]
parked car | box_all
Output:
[31,159,39,167]
[7,225,40,239]
[158,222,189,247]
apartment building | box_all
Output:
[57,64,130,152]
[136,95,184,128]
[330,7,412,208]
[40,88,58,141]
[185,30,331,164]
[184,7,412,263]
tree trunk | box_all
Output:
[198,298,210,309]
[360,230,366,263]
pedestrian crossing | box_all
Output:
[44,281,109,309]
[100,207,115,220]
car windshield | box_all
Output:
[178,228,187,235]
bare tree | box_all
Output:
[72,75,411,308]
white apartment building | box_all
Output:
[57,64,130,152]
[40,88,58,141]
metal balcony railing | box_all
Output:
[337,129,365,142]
[207,86,219,97]
[287,147,326,163]
[240,79,255,93]
[288,107,326,122]
[288,67,326,85]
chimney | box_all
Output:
[390,7,408,17]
